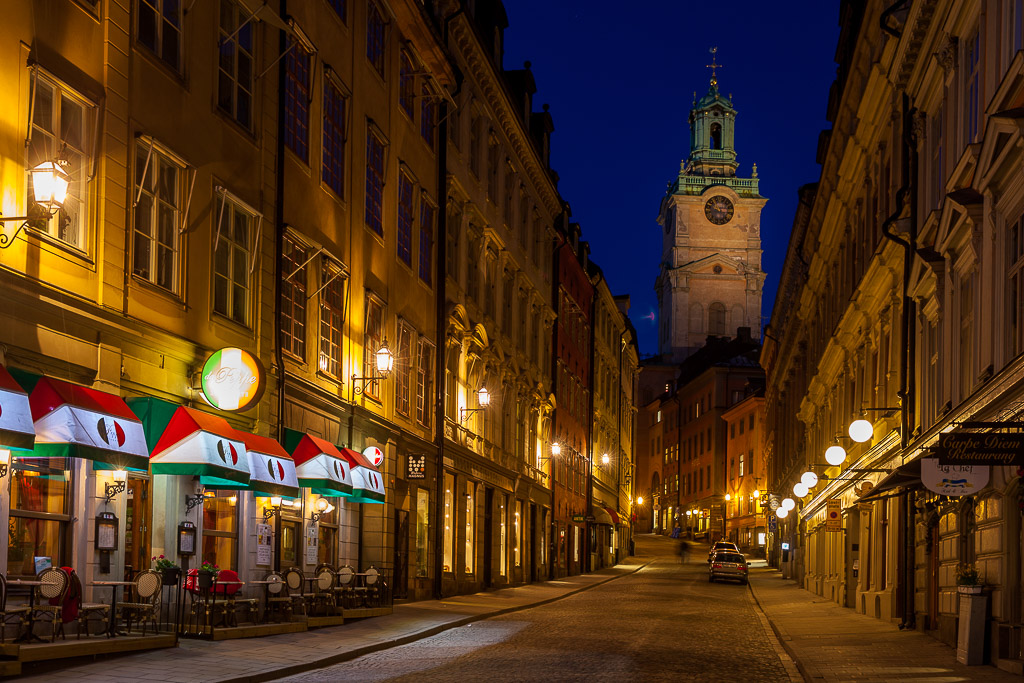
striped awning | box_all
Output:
[231,430,300,499]
[28,376,148,471]
[149,406,250,487]
[0,366,34,451]
[290,434,353,497]
[339,448,385,503]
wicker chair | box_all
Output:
[69,571,110,639]
[0,574,29,643]
[32,567,69,641]
[262,572,291,623]
[352,566,380,608]
[311,565,336,616]
[283,567,309,616]
[118,570,162,635]
[334,565,356,609]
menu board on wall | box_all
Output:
[256,523,272,566]
[305,523,318,565]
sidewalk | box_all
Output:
[748,568,1019,682]
[14,559,648,683]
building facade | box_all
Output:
[721,389,766,555]
[765,0,1024,671]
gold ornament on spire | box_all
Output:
[707,46,723,88]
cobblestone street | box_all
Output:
[278,536,791,682]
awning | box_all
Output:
[231,430,300,499]
[604,506,621,525]
[591,506,613,525]
[0,366,34,451]
[147,405,251,486]
[338,448,385,503]
[858,459,923,502]
[289,433,353,497]
[28,376,149,470]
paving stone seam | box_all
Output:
[216,564,650,683]
[747,576,809,683]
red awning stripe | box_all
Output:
[29,376,139,423]
[604,506,620,525]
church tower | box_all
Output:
[655,50,767,362]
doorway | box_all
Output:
[124,475,151,581]
[393,509,409,599]
[280,518,301,570]
[483,487,494,588]
[529,504,537,582]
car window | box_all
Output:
[715,553,744,563]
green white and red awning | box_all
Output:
[231,430,300,499]
[339,448,386,503]
[149,406,250,487]
[0,366,34,451]
[290,434,353,497]
[28,376,148,470]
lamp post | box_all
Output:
[0,157,72,248]
[459,386,491,423]
[351,338,395,396]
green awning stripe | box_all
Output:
[153,462,250,484]
[32,442,149,472]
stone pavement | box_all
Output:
[748,568,1020,682]
[14,559,647,683]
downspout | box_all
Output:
[273,0,289,573]
[433,3,465,601]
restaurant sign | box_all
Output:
[201,347,266,411]
[937,432,1024,466]
[407,454,426,479]
[921,458,989,497]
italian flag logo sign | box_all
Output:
[340,447,386,504]
[232,430,300,498]
[291,434,353,497]
[149,406,251,487]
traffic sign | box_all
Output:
[768,515,777,532]
[826,499,842,532]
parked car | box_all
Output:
[707,541,739,563]
[708,551,749,584]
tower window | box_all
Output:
[710,123,722,150]
[709,302,727,336]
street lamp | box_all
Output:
[825,443,847,467]
[263,496,283,522]
[848,418,873,443]
[460,386,491,422]
[601,453,610,466]
[1,156,72,248]
[104,469,128,503]
[776,507,789,519]
[801,471,818,488]
[793,482,809,498]
[310,496,335,522]
[781,497,796,511]
[352,338,395,395]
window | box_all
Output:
[442,473,454,572]
[317,504,338,565]
[8,457,70,577]
[514,499,523,568]
[322,79,347,198]
[363,295,385,399]
[710,122,722,149]
[739,419,744,435]
[318,260,346,378]
[469,115,482,177]
[749,414,754,431]
[218,1,254,129]
[421,83,436,147]
[397,172,414,266]
[399,52,414,118]
[366,3,386,76]
[281,237,308,358]
[327,0,346,22]
[930,108,944,211]
[1010,213,1024,357]
[487,141,499,201]
[202,491,238,571]
[133,141,181,292]
[964,28,981,144]
[396,323,414,416]
[212,194,254,325]
[465,481,475,574]
[419,198,435,284]
[739,452,745,477]
[365,130,385,235]
[416,489,430,577]
[284,37,312,162]
[503,164,514,224]
[499,494,508,577]
[446,207,461,282]
[730,423,735,439]
[959,271,975,396]
[28,73,92,249]
[708,302,727,336]
[138,0,182,70]
[416,338,434,428]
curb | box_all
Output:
[218,561,652,683]
[746,572,807,683]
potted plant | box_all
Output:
[956,563,982,594]
[153,555,180,586]
[198,561,219,589]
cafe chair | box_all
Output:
[262,572,291,623]
[283,567,308,616]
[311,564,336,616]
[32,567,69,642]
[334,565,355,610]
[0,575,29,643]
[211,569,257,627]
[67,571,110,639]
[353,566,380,608]
[118,570,162,636]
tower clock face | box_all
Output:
[704,196,734,225]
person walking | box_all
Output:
[677,540,689,564]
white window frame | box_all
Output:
[212,187,259,326]
[133,138,186,293]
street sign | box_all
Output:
[826,499,842,532]
[767,515,777,532]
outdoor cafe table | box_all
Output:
[190,580,245,634]
[247,580,278,622]
[8,579,44,643]
[90,580,135,638]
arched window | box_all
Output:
[709,302,727,336]
[710,123,722,150]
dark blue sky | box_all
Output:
[502,1,840,356]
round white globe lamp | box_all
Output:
[849,418,873,443]
[793,482,809,498]
[801,471,818,488]
[825,445,847,467]
[782,497,796,511]
[776,507,789,519]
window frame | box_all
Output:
[362,293,386,400]
[284,35,314,163]
[322,75,349,199]
[212,188,259,327]
[366,3,387,77]
[418,195,436,285]
[317,256,347,380]
[395,320,416,417]
[365,127,387,236]
[201,490,239,572]
[416,337,434,428]
[8,457,72,579]
[133,138,186,294]
[217,0,255,130]
[137,0,183,72]
[280,235,310,361]
[397,170,415,267]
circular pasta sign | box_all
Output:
[201,347,265,411]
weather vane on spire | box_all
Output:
[707,46,722,88]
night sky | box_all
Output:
[502,1,840,357]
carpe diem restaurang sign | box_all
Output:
[937,432,1024,467]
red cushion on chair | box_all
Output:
[214,569,242,595]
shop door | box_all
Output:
[124,475,151,581]
[844,512,859,609]
[529,504,537,582]
[928,523,939,629]
[280,519,301,570]
[393,510,409,599]
[483,488,493,588]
